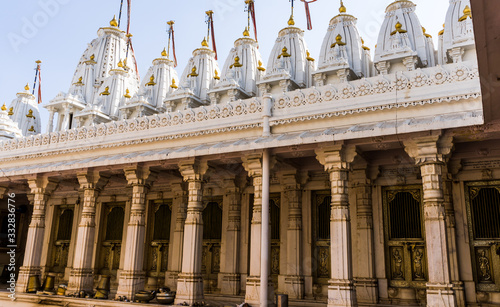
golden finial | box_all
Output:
[74,76,84,86]
[90,54,95,61]
[339,0,346,13]
[391,22,407,35]
[1,104,6,111]
[459,5,472,22]
[117,60,124,68]
[170,78,178,89]
[214,70,220,80]
[100,86,110,96]
[124,89,131,98]
[257,60,266,72]
[422,27,432,38]
[331,34,346,48]
[110,15,118,27]
[438,24,445,36]
[201,37,209,47]
[361,37,370,51]
[189,66,199,77]
[288,15,295,26]
[278,46,291,59]
[8,107,13,116]
[146,75,156,86]
[243,27,250,37]
[230,55,243,69]
[161,48,168,57]
[26,109,35,119]
[306,51,315,62]
[28,126,35,132]
[24,83,30,91]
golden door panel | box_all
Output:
[50,207,74,273]
[147,200,172,277]
[466,182,500,292]
[99,203,125,275]
[383,186,427,289]
[312,191,331,284]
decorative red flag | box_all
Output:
[171,26,178,67]
[209,13,218,60]
[126,0,131,35]
[248,0,258,42]
[301,0,317,30]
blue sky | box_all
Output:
[0,0,449,133]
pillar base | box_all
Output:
[354,278,378,304]
[284,275,304,299]
[165,271,179,290]
[16,266,42,293]
[426,283,456,307]
[174,273,204,305]
[115,270,146,301]
[245,276,275,307]
[327,279,356,307]
[67,268,94,294]
[221,273,241,295]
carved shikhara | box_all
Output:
[0,61,481,168]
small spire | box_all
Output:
[188,66,199,77]
[361,37,370,51]
[230,55,243,69]
[391,22,407,35]
[257,60,266,72]
[170,78,178,89]
[458,5,472,22]
[26,109,35,119]
[243,27,250,37]
[73,76,84,86]
[422,27,432,38]
[161,48,168,57]
[438,24,445,36]
[146,75,156,86]
[110,15,118,27]
[306,51,315,62]
[214,70,220,80]
[8,107,13,116]
[201,37,209,47]
[1,104,6,111]
[24,83,30,91]
[117,60,124,68]
[339,0,346,13]
[278,46,291,59]
[288,15,295,26]
[28,126,35,132]
[124,88,131,98]
[331,34,346,48]
[100,86,110,96]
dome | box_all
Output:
[165,39,220,109]
[259,18,314,91]
[8,84,41,136]
[315,3,373,82]
[0,106,23,140]
[374,0,436,74]
[441,0,475,63]
[210,31,264,102]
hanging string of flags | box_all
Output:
[32,61,42,104]
[167,21,178,67]
[206,10,218,60]
[118,0,140,80]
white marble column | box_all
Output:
[47,109,55,133]
[174,159,208,305]
[166,182,187,290]
[279,169,305,299]
[68,170,109,293]
[220,178,242,295]
[404,134,457,307]
[316,144,357,307]
[16,176,58,293]
[351,162,378,304]
[116,166,158,300]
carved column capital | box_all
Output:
[77,169,109,191]
[178,158,208,182]
[27,175,58,195]
[315,144,357,172]
[242,153,263,178]
[403,134,454,166]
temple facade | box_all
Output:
[1,0,499,306]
